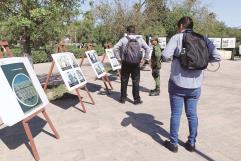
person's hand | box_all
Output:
[140,59,145,67]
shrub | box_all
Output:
[32,50,49,63]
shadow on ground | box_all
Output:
[50,93,91,113]
[0,116,56,156]
[121,112,168,144]
[121,112,215,161]
[98,90,134,104]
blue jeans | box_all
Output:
[168,80,201,145]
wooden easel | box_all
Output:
[101,42,121,78]
[0,41,13,57]
[79,43,113,94]
[43,42,95,113]
[0,41,59,161]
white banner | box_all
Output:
[105,49,121,71]
[222,38,236,48]
[0,57,49,126]
[208,38,222,48]
[85,50,106,78]
[52,52,87,91]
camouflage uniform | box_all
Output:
[151,43,162,92]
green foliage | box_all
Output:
[32,50,49,63]
[1,0,241,63]
[46,84,68,101]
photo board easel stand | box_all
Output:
[0,41,59,161]
[79,43,113,94]
[43,43,95,113]
[0,41,14,57]
[101,43,121,78]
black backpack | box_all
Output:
[178,31,209,70]
[123,36,142,63]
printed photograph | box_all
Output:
[94,62,105,75]
[70,54,79,68]
[76,69,85,83]
[57,55,72,71]
[106,50,115,58]
[88,52,98,64]
[111,58,120,67]
[65,71,79,88]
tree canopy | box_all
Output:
[0,0,240,59]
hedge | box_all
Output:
[10,44,105,64]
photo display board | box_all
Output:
[85,50,106,78]
[52,52,87,91]
[105,48,121,71]
[208,38,222,48]
[222,38,236,48]
[0,57,49,126]
[239,45,241,55]
[158,37,167,49]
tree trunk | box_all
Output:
[21,27,33,66]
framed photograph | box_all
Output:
[208,38,222,48]
[105,49,121,70]
[52,52,87,91]
[222,38,236,48]
[85,50,106,78]
[0,57,49,126]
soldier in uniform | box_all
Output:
[149,36,162,96]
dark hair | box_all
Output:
[126,25,135,34]
[177,16,193,29]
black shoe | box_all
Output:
[149,90,160,96]
[133,99,143,105]
[119,98,126,104]
[185,142,195,152]
[164,140,178,153]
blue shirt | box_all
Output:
[162,31,221,89]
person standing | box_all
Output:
[113,25,150,105]
[149,36,162,96]
[161,16,221,152]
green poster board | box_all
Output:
[1,63,42,113]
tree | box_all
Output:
[0,1,82,59]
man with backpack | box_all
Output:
[113,25,151,105]
[161,16,221,152]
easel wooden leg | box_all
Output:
[101,76,110,94]
[22,121,40,161]
[104,75,113,90]
[75,89,87,113]
[101,53,106,63]
[79,56,85,67]
[43,61,55,91]
[42,109,60,139]
[84,86,95,105]
[117,69,121,78]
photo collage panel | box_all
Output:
[85,50,106,78]
[52,52,87,91]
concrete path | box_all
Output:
[0,59,241,161]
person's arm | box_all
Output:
[113,38,124,61]
[204,37,221,62]
[161,35,179,61]
[140,38,151,61]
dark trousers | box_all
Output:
[121,62,140,101]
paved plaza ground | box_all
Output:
[0,59,241,161]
